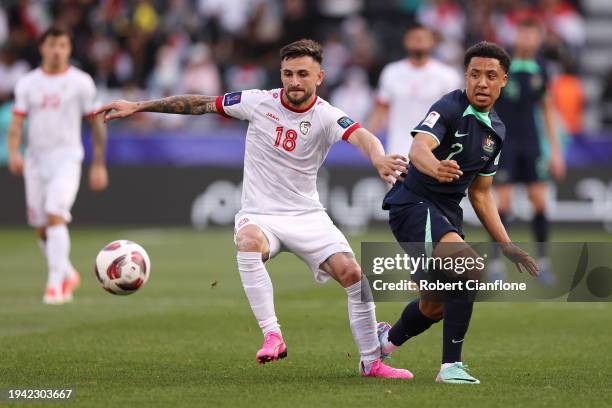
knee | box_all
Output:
[46,214,66,226]
[419,300,443,321]
[36,228,46,241]
[338,263,362,287]
[235,228,266,253]
[236,236,264,253]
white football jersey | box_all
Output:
[377,59,461,157]
[216,89,360,215]
[13,66,100,163]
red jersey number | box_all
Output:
[274,126,298,152]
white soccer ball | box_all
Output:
[95,240,151,295]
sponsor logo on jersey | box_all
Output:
[266,112,280,121]
[224,92,242,106]
[422,111,440,128]
[299,121,311,135]
[483,134,495,154]
[337,116,355,129]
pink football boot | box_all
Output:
[361,359,414,379]
[62,267,81,302]
[256,332,287,364]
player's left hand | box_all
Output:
[549,149,566,180]
[89,162,109,192]
[501,243,539,277]
[373,154,408,184]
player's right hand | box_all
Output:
[95,100,138,122]
[501,243,539,277]
[435,160,462,183]
[373,154,408,184]
[8,151,24,176]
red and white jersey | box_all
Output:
[216,89,360,215]
[13,66,100,163]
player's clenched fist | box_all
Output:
[8,151,24,176]
[89,162,109,192]
[501,243,539,277]
[96,100,138,122]
[435,159,463,183]
[373,154,408,184]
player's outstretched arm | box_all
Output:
[410,133,462,183]
[7,114,25,176]
[87,114,109,192]
[347,127,407,184]
[468,175,539,277]
[95,95,220,122]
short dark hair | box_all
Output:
[280,39,323,64]
[464,41,511,73]
[517,18,542,29]
[405,22,429,34]
[39,26,72,45]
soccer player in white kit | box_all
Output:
[368,23,461,159]
[7,27,108,305]
[96,39,413,378]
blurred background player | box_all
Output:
[378,42,539,384]
[367,23,461,164]
[96,39,413,379]
[7,26,108,305]
[489,19,566,284]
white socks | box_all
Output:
[45,224,70,290]
[237,252,281,335]
[380,332,399,355]
[345,280,380,367]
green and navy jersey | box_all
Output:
[383,89,505,209]
[494,59,548,153]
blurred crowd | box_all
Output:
[0,0,602,134]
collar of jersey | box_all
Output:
[509,59,540,75]
[280,89,318,113]
[40,65,72,76]
[462,104,493,129]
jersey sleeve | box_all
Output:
[322,105,361,144]
[410,98,455,146]
[479,149,501,176]
[215,89,266,121]
[375,65,393,106]
[80,75,100,118]
[12,77,29,117]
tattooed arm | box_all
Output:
[95,95,219,122]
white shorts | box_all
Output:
[24,160,81,227]
[234,210,354,283]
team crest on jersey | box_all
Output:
[299,121,311,135]
[530,74,543,91]
[224,92,242,106]
[483,134,496,154]
[337,116,355,129]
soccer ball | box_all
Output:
[95,240,151,295]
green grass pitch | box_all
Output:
[0,226,610,407]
